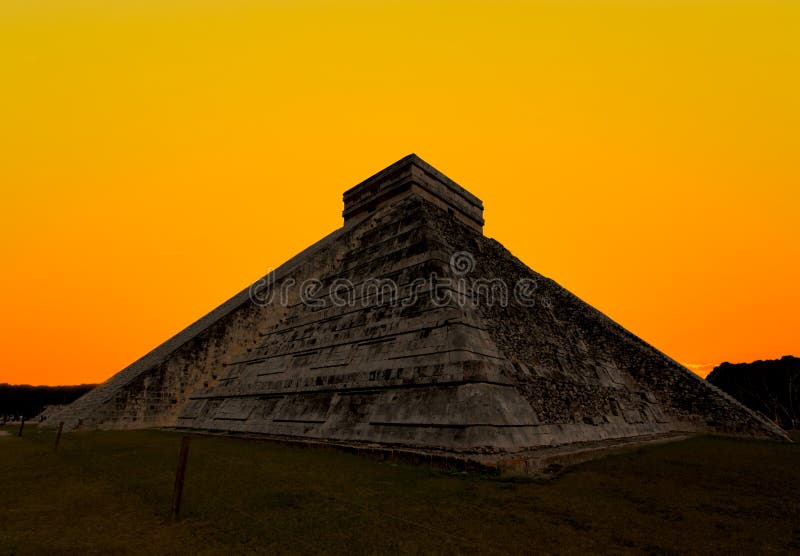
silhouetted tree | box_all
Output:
[0,384,95,421]
[707,356,800,430]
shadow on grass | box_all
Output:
[2,425,799,555]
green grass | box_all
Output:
[1,425,799,555]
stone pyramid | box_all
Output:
[44,154,785,464]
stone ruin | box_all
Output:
[42,154,787,470]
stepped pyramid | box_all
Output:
[44,155,786,464]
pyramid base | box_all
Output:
[166,427,698,477]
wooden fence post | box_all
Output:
[171,436,192,519]
[54,422,65,452]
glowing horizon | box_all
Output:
[1,0,798,386]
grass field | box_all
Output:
[1,425,799,555]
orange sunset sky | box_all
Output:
[1,0,798,386]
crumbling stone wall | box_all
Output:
[427,208,784,440]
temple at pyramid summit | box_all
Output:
[43,154,787,469]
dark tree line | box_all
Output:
[0,383,96,421]
[707,356,799,430]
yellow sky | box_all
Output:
[1,0,798,385]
